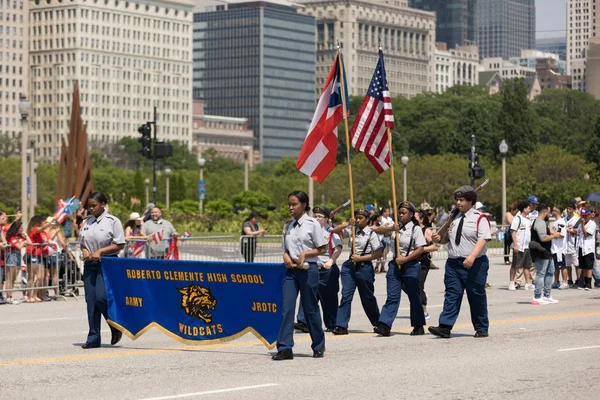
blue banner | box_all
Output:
[102,258,286,349]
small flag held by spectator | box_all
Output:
[148,229,164,245]
[53,197,79,224]
[165,237,179,260]
[182,231,191,241]
[132,241,145,258]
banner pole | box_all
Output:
[386,127,400,258]
[337,44,356,256]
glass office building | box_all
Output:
[409,0,476,49]
[476,0,535,60]
[193,2,316,160]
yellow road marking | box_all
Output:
[2,310,600,367]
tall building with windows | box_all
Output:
[29,0,194,163]
[434,42,479,93]
[299,0,436,98]
[409,0,476,49]
[0,0,28,146]
[476,0,535,60]
[567,0,599,92]
[536,37,567,61]
[193,1,316,161]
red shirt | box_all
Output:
[26,227,49,256]
[7,233,26,252]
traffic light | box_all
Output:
[138,124,152,159]
[469,154,486,180]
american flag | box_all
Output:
[351,49,395,173]
[165,237,179,260]
[148,229,164,245]
[296,51,349,183]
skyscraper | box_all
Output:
[567,0,599,92]
[476,0,536,59]
[409,0,476,48]
[193,2,316,161]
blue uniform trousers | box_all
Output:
[439,256,489,332]
[379,260,425,329]
[296,264,340,330]
[83,261,109,345]
[336,260,380,328]
[276,263,325,352]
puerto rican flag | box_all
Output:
[53,197,79,224]
[165,237,179,260]
[351,49,395,173]
[296,51,349,183]
[131,241,145,258]
[148,229,164,245]
[182,231,191,242]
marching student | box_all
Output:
[294,206,343,333]
[415,207,438,319]
[79,192,126,349]
[330,208,383,335]
[273,191,326,360]
[374,201,426,337]
[429,185,491,339]
[576,207,596,290]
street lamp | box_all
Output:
[33,162,39,215]
[164,168,172,210]
[242,145,251,192]
[198,157,206,214]
[28,140,35,218]
[144,178,150,205]
[499,139,508,226]
[401,155,409,201]
[19,96,30,224]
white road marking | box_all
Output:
[137,383,280,400]
[0,317,73,325]
[557,345,600,352]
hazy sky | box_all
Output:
[536,0,567,39]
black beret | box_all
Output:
[453,185,475,199]
[312,206,331,218]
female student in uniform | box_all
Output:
[79,192,126,349]
[272,191,327,360]
[375,202,427,336]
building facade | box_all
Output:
[193,1,316,161]
[0,0,28,146]
[567,0,599,92]
[29,0,194,163]
[536,57,572,90]
[191,100,258,167]
[587,36,600,99]
[510,49,567,75]
[481,56,536,80]
[536,36,567,61]
[409,0,476,49]
[434,42,479,93]
[299,0,436,98]
[476,0,536,60]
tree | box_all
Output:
[499,79,539,156]
[133,170,144,204]
[0,136,19,159]
[231,190,273,214]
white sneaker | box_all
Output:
[542,296,559,304]
[531,297,550,305]
[508,282,516,291]
[525,283,534,291]
[558,282,569,290]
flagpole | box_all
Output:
[387,126,400,258]
[337,41,356,256]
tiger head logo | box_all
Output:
[177,285,217,323]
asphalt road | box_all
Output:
[1,254,599,400]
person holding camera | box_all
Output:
[529,205,561,305]
[330,208,383,335]
[374,201,427,337]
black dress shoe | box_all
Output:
[374,323,391,337]
[428,325,451,338]
[325,327,334,332]
[410,326,425,336]
[331,326,348,335]
[271,349,294,361]
[474,330,489,338]
[111,329,123,345]
[294,321,309,333]
[313,349,325,358]
[81,342,100,349]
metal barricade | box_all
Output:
[428,223,510,260]
[240,235,283,263]
[124,236,240,262]
[62,242,83,299]
[1,243,61,303]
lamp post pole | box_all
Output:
[242,145,251,192]
[198,157,205,214]
[165,168,172,210]
[499,140,508,225]
[401,155,409,201]
[19,97,31,224]
[29,141,35,217]
[144,178,150,206]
